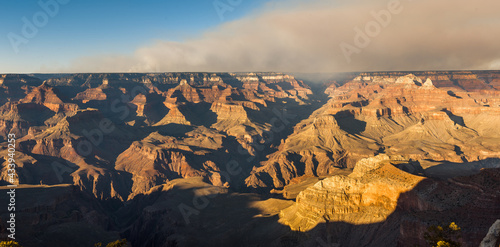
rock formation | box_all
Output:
[480,220,500,247]
[279,155,500,246]
[0,71,499,247]
[0,72,314,200]
[115,128,237,198]
[246,73,500,190]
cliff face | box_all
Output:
[0,82,79,140]
[0,72,314,201]
[20,82,79,113]
[279,155,423,231]
[337,71,499,92]
[115,129,234,198]
[0,71,499,246]
[246,73,500,190]
[4,71,498,198]
[14,109,133,200]
[279,155,500,247]
[73,88,107,103]
[480,220,500,247]
[210,102,249,122]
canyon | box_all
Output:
[0,71,499,246]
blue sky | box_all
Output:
[1,0,499,73]
[1,0,269,73]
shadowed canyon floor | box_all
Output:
[0,71,499,246]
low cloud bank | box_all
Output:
[60,0,500,73]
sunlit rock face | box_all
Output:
[0,71,499,247]
[0,72,314,201]
[246,72,500,191]
[279,155,500,247]
[279,155,424,231]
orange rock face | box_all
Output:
[0,72,313,200]
[0,71,499,247]
[73,88,107,103]
[279,155,500,246]
[247,73,500,190]
[21,83,64,105]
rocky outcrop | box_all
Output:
[1,72,317,201]
[480,220,500,247]
[348,71,496,92]
[127,92,168,124]
[20,82,78,113]
[14,109,133,200]
[0,71,499,247]
[0,102,57,139]
[0,74,42,87]
[19,82,79,115]
[165,81,202,103]
[154,103,191,126]
[129,93,148,116]
[21,82,64,105]
[115,129,238,198]
[0,118,31,139]
[210,102,249,122]
[279,155,423,231]
[73,88,107,103]
[279,156,500,246]
[245,114,374,189]
[115,137,205,198]
[247,73,500,190]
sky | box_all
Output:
[1,0,500,73]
